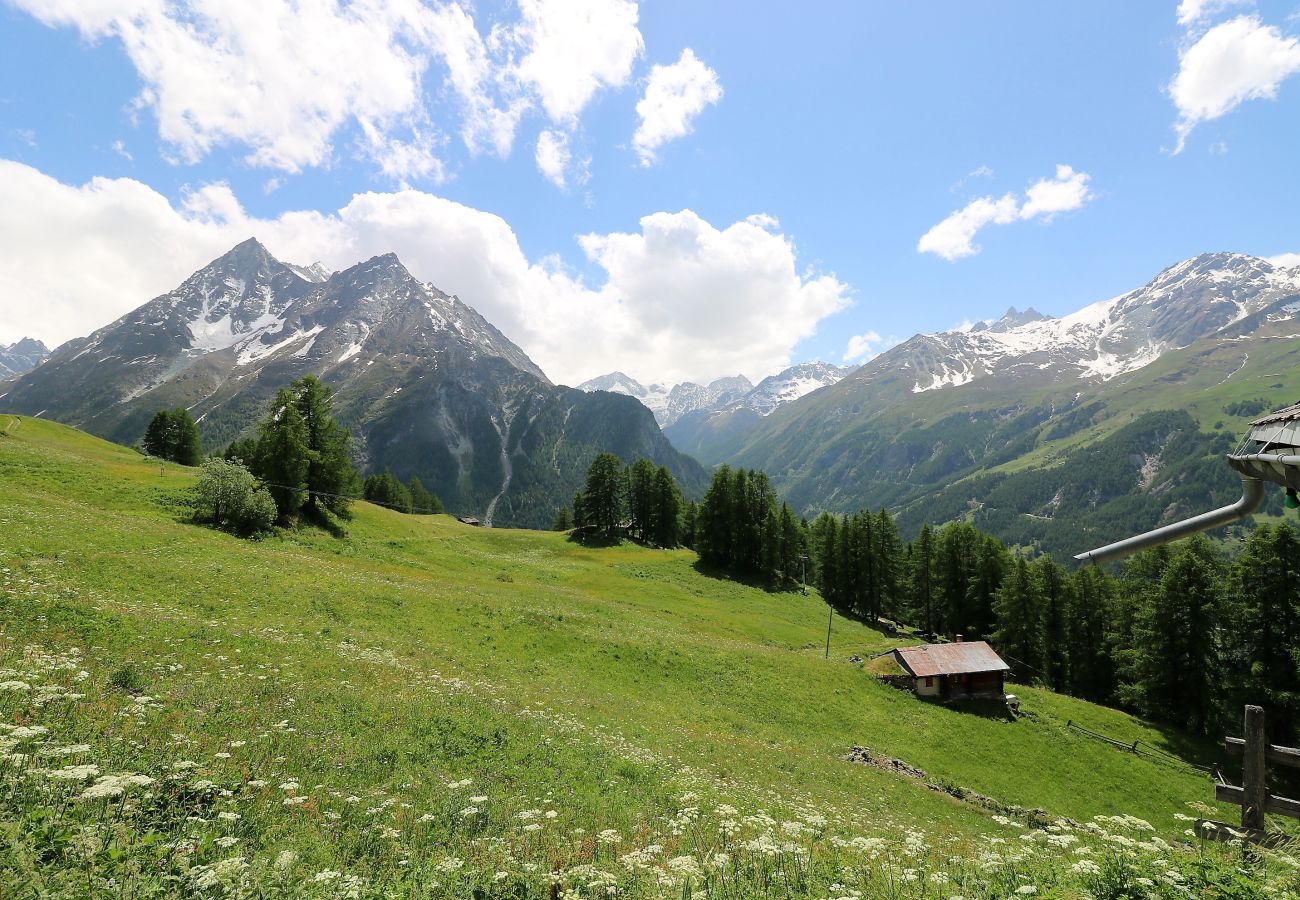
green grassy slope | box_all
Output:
[0,415,1276,896]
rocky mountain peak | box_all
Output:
[0,337,51,378]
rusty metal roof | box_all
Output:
[1251,402,1300,426]
[892,641,1009,678]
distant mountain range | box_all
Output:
[0,337,49,378]
[580,362,853,425]
[8,241,1300,556]
[0,239,705,526]
[696,251,1300,558]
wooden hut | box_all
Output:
[890,639,1009,700]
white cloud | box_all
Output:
[917,164,1094,261]
[1176,0,1252,28]
[0,160,849,387]
[632,48,722,165]
[1266,252,1300,268]
[1169,15,1300,151]
[842,331,883,363]
[505,0,643,125]
[110,139,132,160]
[535,129,571,188]
[10,0,650,178]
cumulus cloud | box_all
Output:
[505,0,643,125]
[842,331,884,363]
[0,160,848,386]
[1266,252,1300,268]
[917,164,1093,261]
[633,48,722,165]
[1169,15,1300,151]
[10,0,651,178]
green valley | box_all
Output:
[0,415,1290,897]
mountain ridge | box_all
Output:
[0,239,705,526]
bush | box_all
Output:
[193,458,277,536]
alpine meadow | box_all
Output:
[4,1,1300,898]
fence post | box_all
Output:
[1243,705,1267,831]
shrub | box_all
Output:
[193,457,277,537]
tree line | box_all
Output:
[563,453,686,548]
[805,510,1300,744]
[145,376,443,535]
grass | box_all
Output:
[0,415,1294,897]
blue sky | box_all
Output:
[2,0,1299,386]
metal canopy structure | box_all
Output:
[1075,402,1300,565]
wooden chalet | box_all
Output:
[891,639,1009,700]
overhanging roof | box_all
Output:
[1251,402,1300,426]
[893,641,1009,678]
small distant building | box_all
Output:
[891,638,1009,700]
[456,516,482,527]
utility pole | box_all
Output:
[825,606,832,659]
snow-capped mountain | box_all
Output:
[0,337,49,378]
[579,362,853,427]
[744,362,857,415]
[0,239,704,526]
[891,253,1300,394]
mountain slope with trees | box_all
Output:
[701,252,1300,558]
[0,417,1256,881]
[0,239,705,527]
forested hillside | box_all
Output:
[2,416,1286,897]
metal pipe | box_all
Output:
[1074,475,1265,566]
[1231,453,1300,466]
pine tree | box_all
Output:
[779,503,803,585]
[1228,524,1300,742]
[1128,537,1225,734]
[874,509,901,621]
[909,524,937,635]
[363,469,413,513]
[255,387,310,521]
[992,556,1044,682]
[292,375,356,519]
[696,466,734,566]
[627,458,657,543]
[142,408,203,465]
[553,505,573,531]
[408,476,442,514]
[1033,555,1072,692]
[571,491,586,529]
[1068,564,1116,703]
[681,500,698,549]
[583,452,625,540]
[652,465,681,548]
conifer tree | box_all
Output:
[1128,536,1225,734]
[408,476,442,514]
[696,466,734,566]
[681,500,698,549]
[652,465,681,548]
[553,505,573,531]
[1068,564,1116,703]
[292,375,356,518]
[1227,524,1300,742]
[874,509,901,620]
[909,524,937,634]
[992,556,1044,682]
[255,387,310,521]
[142,408,203,465]
[583,452,625,540]
[1033,555,1072,692]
